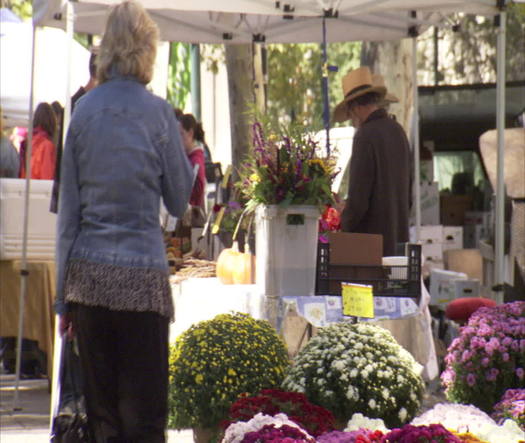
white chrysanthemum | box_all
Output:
[355,342,364,350]
[345,413,388,433]
[398,407,407,422]
[222,412,313,443]
[350,368,358,378]
[382,388,390,399]
[361,370,369,379]
[332,360,345,371]
[368,399,377,409]
[346,386,356,400]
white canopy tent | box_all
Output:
[12,0,513,415]
[0,20,90,127]
[33,0,497,43]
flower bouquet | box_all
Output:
[492,388,525,430]
[238,121,338,210]
[222,412,315,443]
[168,313,289,431]
[281,322,424,428]
[224,388,335,437]
[441,301,525,413]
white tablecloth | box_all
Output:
[169,277,438,381]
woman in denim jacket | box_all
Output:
[55,2,193,441]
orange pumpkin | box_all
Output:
[232,242,255,284]
[216,241,241,284]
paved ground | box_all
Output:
[0,374,194,442]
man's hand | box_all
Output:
[59,313,74,340]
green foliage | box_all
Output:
[168,313,289,429]
[266,42,361,131]
[167,42,191,110]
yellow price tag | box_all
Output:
[341,283,375,318]
[211,207,226,234]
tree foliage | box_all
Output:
[417,5,525,84]
[167,42,191,110]
[266,42,361,131]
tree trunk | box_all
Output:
[361,40,414,133]
[225,44,255,181]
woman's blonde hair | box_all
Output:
[97,1,159,85]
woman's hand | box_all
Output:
[59,313,75,340]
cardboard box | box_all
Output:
[429,268,468,307]
[326,232,384,294]
[410,225,443,245]
[440,194,472,226]
[442,226,463,251]
[420,181,440,225]
[454,279,480,298]
[464,211,490,226]
[422,242,443,262]
[444,248,483,281]
[328,232,383,266]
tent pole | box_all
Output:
[412,35,421,242]
[49,0,75,428]
[191,44,201,121]
[12,23,37,412]
[321,17,330,156]
[494,8,506,304]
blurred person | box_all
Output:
[55,2,193,442]
[179,113,207,210]
[71,49,99,109]
[0,110,19,177]
[19,102,57,179]
[332,66,411,256]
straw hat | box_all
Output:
[332,66,386,123]
[372,74,399,104]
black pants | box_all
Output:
[70,304,170,443]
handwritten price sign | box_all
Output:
[341,283,374,318]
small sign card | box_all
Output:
[341,283,374,318]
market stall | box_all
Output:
[22,0,515,429]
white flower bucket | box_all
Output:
[255,205,320,297]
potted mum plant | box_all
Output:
[282,322,424,428]
[168,313,289,442]
[441,301,525,413]
[238,121,339,300]
[223,388,335,437]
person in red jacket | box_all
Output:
[179,113,207,210]
[20,102,57,180]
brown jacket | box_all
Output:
[341,108,411,256]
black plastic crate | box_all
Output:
[315,243,421,301]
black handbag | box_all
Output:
[50,338,91,443]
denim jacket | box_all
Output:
[55,76,193,315]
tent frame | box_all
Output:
[13,0,510,417]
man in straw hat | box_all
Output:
[333,66,411,256]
